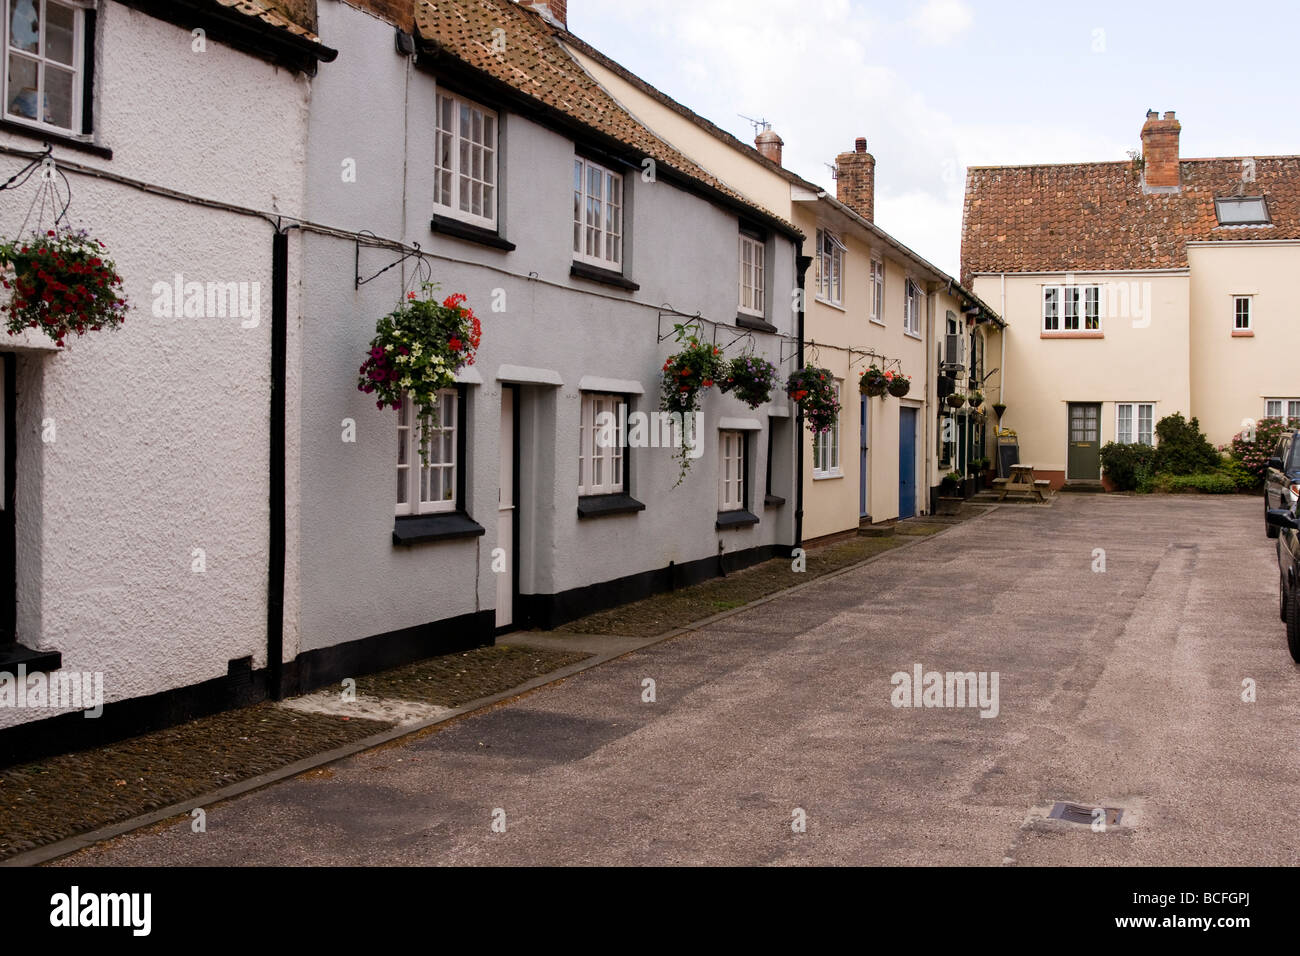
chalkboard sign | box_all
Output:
[997,443,1019,478]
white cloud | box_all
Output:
[908,0,974,46]
[571,0,1123,279]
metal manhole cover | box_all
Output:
[1049,802,1123,826]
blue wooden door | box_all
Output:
[899,407,917,519]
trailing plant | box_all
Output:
[885,369,912,397]
[660,330,721,416]
[786,365,840,434]
[357,283,481,460]
[0,226,128,346]
[718,354,779,409]
[660,325,722,485]
[1228,415,1289,482]
[945,393,966,409]
[859,365,888,397]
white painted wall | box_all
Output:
[0,4,309,727]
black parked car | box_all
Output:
[1264,431,1300,539]
[1267,504,1300,661]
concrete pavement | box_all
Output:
[53,495,1300,866]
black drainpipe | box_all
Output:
[268,226,290,700]
[794,247,812,551]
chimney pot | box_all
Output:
[1163,111,1176,120]
[755,128,784,166]
[855,137,868,153]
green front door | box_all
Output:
[1067,403,1101,480]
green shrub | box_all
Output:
[1216,456,1259,492]
[1154,413,1220,476]
[1165,472,1239,494]
[1100,442,1159,491]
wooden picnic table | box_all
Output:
[993,463,1050,502]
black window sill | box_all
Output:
[570,261,639,291]
[430,214,516,251]
[578,493,646,519]
[716,509,760,530]
[764,494,786,509]
[393,511,486,545]
[0,643,61,673]
[736,314,777,333]
[0,118,112,159]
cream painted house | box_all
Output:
[963,110,1300,488]
[563,37,1000,540]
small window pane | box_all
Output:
[9,1,39,54]
[6,55,38,120]
[46,3,76,65]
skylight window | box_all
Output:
[1215,196,1271,226]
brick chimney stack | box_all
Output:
[518,0,567,29]
[1141,109,1181,189]
[835,137,876,221]
[755,127,784,166]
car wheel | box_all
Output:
[1287,576,1300,663]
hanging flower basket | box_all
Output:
[968,390,984,409]
[357,283,480,460]
[946,393,966,409]
[786,365,840,434]
[885,370,912,397]
[660,336,722,416]
[0,227,128,347]
[660,330,722,486]
[859,365,888,397]
[992,402,1007,420]
[718,354,779,409]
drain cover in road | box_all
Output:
[1048,802,1123,827]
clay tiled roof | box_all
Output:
[961,156,1300,284]
[413,0,800,237]
[215,0,325,44]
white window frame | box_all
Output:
[812,381,842,478]
[1115,402,1155,445]
[904,278,922,337]
[1042,284,1103,332]
[1233,295,1252,331]
[815,228,844,306]
[578,392,625,497]
[573,155,624,270]
[433,90,498,230]
[1266,399,1300,423]
[2,0,90,137]
[396,389,458,517]
[738,231,765,317]
[870,258,884,324]
[719,430,745,512]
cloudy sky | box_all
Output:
[566,0,1300,276]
